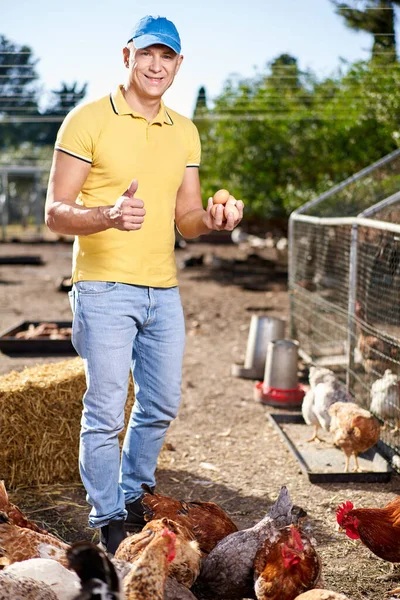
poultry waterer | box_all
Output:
[231,315,285,380]
[254,339,305,408]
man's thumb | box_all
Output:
[123,179,138,198]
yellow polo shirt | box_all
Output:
[55,85,201,287]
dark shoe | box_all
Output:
[125,495,146,532]
[125,486,155,532]
[99,519,127,555]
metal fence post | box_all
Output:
[288,213,295,338]
[0,172,8,242]
[346,222,358,393]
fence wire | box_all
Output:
[290,148,400,469]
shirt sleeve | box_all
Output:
[186,121,201,167]
[55,103,97,164]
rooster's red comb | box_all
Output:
[290,526,304,551]
[336,500,354,524]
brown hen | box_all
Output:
[115,517,201,588]
[0,481,48,535]
[253,525,321,600]
[0,512,69,567]
[328,402,380,472]
[140,484,238,554]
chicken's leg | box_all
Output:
[352,453,364,473]
[307,425,324,443]
[344,454,350,473]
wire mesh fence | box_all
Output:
[289,148,400,469]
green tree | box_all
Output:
[38,81,88,145]
[198,55,400,219]
[331,0,400,62]
[0,35,40,148]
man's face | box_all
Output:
[125,43,183,100]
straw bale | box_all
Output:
[0,357,135,488]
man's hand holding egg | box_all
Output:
[206,188,243,231]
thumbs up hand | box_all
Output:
[108,179,146,231]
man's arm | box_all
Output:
[45,151,145,236]
[175,168,243,239]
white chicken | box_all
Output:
[4,558,80,600]
[370,369,400,432]
[294,591,349,600]
[302,366,351,442]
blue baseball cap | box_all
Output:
[128,16,181,54]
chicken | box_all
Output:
[0,512,70,567]
[115,517,201,588]
[294,591,349,600]
[253,525,321,600]
[164,576,199,600]
[370,369,400,432]
[0,571,58,600]
[328,402,380,472]
[336,496,400,563]
[192,486,303,600]
[67,540,122,600]
[355,301,400,375]
[123,527,176,600]
[4,558,80,599]
[140,484,238,554]
[0,480,49,535]
[302,367,351,443]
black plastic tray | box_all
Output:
[268,412,391,483]
[0,255,44,265]
[0,320,75,356]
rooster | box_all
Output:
[294,592,349,600]
[328,402,380,472]
[140,484,238,554]
[192,486,304,600]
[115,517,201,588]
[0,512,70,567]
[253,525,321,600]
[336,497,400,563]
[302,367,351,443]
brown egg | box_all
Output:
[213,189,230,204]
[224,200,239,220]
[210,203,226,219]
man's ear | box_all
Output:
[175,54,184,74]
[123,46,130,68]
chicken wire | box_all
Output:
[289,148,400,469]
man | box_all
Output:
[45,15,243,555]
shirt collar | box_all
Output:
[110,86,174,126]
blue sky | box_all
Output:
[2,0,397,118]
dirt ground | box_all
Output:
[1,239,400,600]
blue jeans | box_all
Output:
[68,282,185,528]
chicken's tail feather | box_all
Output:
[141,483,155,495]
[268,486,293,522]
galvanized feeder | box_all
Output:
[255,339,305,408]
[231,315,285,380]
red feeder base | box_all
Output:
[254,381,305,409]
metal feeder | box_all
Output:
[231,315,285,380]
[254,339,305,408]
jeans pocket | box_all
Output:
[75,281,118,294]
[68,289,75,314]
